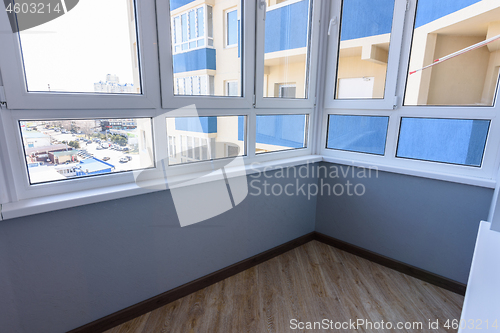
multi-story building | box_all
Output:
[168,0,311,158]
[94,74,136,94]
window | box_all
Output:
[323,0,406,109]
[327,115,389,155]
[261,0,312,100]
[171,6,206,54]
[19,118,154,184]
[226,9,238,47]
[278,84,297,98]
[256,115,308,154]
[404,0,500,106]
[168,2,242,98]
[335,0,395,100]
[319,0,500,182]
[17,0,140,94]
[226,81,239,96]
[254,0,321,108]
[396,118,490,167]
[166,116,246,165]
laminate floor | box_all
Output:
[104,240,464,333]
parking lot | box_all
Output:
[81,142,142,172]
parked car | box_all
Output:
[119,157,129,163]
[102,157,110,161]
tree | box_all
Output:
[68,141,80,149]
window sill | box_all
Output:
[322,156,496,189]
[0,155,323,220]
[1,154,496,221]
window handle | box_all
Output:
[328,17,337,36]
[259,0,267,21]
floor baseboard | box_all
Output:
[314,232,467,296]
[67,232,315,333]
[68,231,465,333]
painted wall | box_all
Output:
[336,55,388,98]
[340,0,394,41]
[265,0,309,53]
[175,116,218,133]
[170,0,197,11]
[414,0,482,28]
[426,35,491,106]
[315,163,493,284]
[0,168,318,333]
[340,0,481,41]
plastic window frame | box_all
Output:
[156,0,255,109]
[318,0,500,181]
[254,0,322,109]
[0,0,161,110]
[322,0,407,110]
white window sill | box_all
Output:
[0,155,323,220]
[322,156,496,189]
[0,155,496,221]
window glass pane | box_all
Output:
[226,81,239,96]
[181,14,188,42]
[405,1,500,106]
[335,0,395,99]
[189,10,196,39]
[327,115,389,155]
[197,7,205,37]
[256,115,308,154]
[20,118,154,184]
[18,0,141,94]
[166,116,246,165]
[170,2,241,97]
[227,10,238,46]
[397,118,490,166]
[207,6,213,38]
[174,16,182,44]
[262,0,312,99]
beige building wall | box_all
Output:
[212,0,241,96]
[264,51,308,98]
[427,35,490,105]
[404,1,500,106]
[336,56,388,99]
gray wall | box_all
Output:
[0,161,494,333]
[315,162,493,284]
[0,168,318,333]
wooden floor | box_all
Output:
[104,241,464,333]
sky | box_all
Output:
[19,0,139,93]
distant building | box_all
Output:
[21,130,51,148]
[25,144,72,163]
[74,158,115,177]
[50,150,78,164]
[94,75,135,94]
